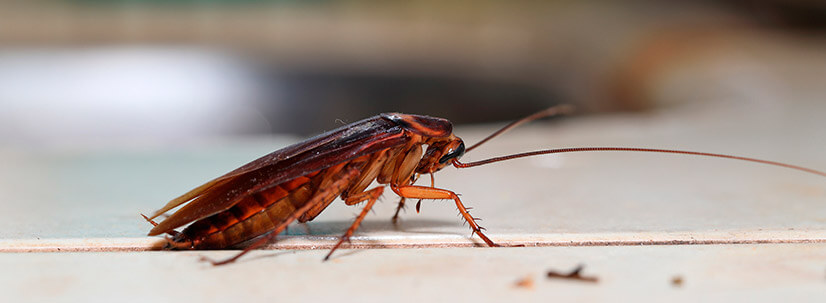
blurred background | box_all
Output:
[4,4,826,299]
[0,0,825,145]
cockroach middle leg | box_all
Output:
[391,173,423,224]
[298,222,312,235]
[391,185,498,247]
[391,197,406,225]
[392,173,433,223]
[326,187,384,261]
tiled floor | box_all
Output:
[3,244,825,302]
[2,102,825,302]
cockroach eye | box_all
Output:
[439,142,465,164]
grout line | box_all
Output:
[2,232,825,252]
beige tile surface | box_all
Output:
[1,102,825,301]
[2,245,825,303]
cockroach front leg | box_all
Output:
[325,187,385,261]
[391,185,498,247]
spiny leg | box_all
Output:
[326,187,384,261]
[391,197,406,224]
[391,185,498,247]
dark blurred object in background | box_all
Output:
[0,0,824,144]
[265,71,554,134]
[730,0,826,31]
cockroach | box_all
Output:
[144,105,826,265]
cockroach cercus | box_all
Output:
[143,105,826,265]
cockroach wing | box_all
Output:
[148,115,410,236]
[148,115,402,220]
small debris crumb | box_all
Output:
[514,276,535,289]
[671,275,684,287]
[546,264,598,283]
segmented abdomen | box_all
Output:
[176,170,322,249]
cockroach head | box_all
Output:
[416,136,465,173]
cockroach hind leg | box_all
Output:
[325,187,383,261]
[198,244,259,266]
[162,236,192,250]
[198,255,214,264]
[199,254,232,266]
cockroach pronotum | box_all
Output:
[143,105,826,265]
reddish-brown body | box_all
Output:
[145,107,825,265]
[146,112,486,263]
[175,169,321,249]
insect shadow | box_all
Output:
[280,218,464,236]
[146,218,463,254]
[196,218,468,263]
